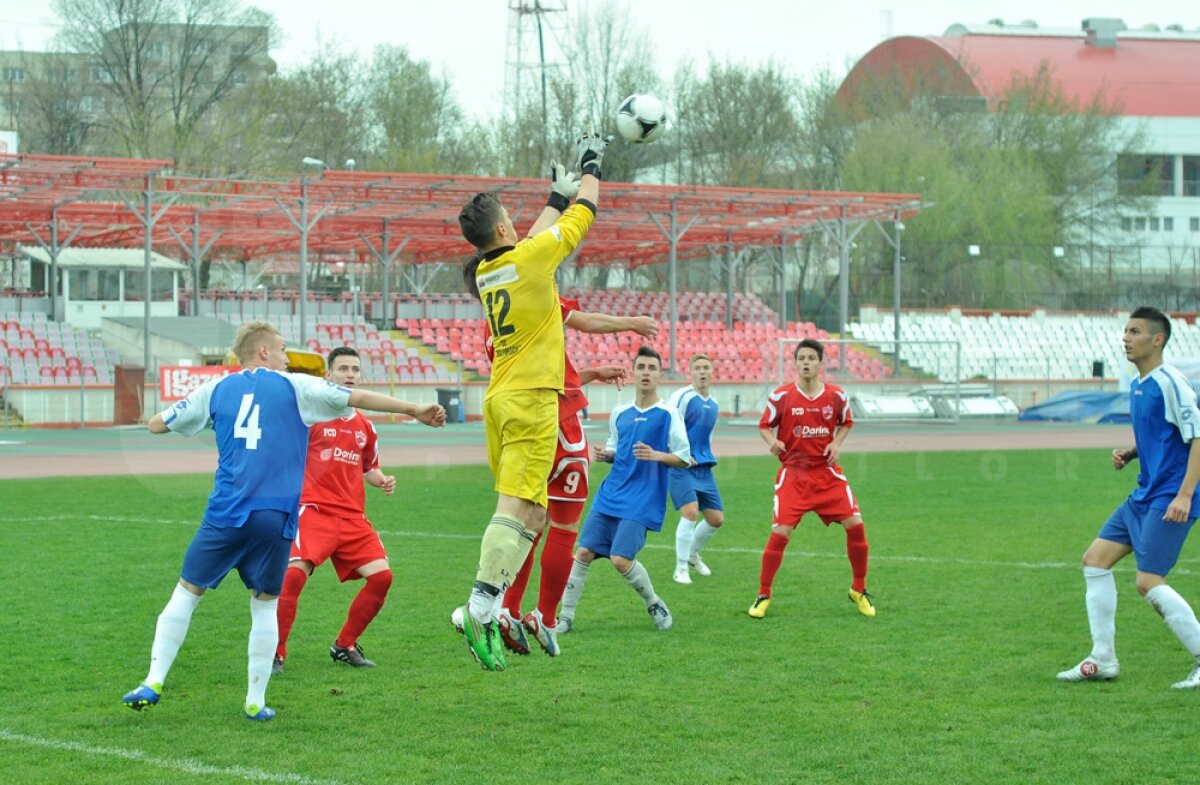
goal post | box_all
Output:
[774,337,967,423]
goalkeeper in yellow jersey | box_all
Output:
[453,132,611,671]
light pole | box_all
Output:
[892,219,905,374]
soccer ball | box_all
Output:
[616,93,668,143]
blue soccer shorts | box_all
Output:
[578,511,649,561]
[180,509,294,595]
[668,464,724,512]
[1097,497,1196,576]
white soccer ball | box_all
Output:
[616,93,668,144]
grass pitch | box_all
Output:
[1,448,1198,784]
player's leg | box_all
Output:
[1058,502,1134,682]
[123,578,206,710]
[523,492,585,656]
[559,512,613,633]
[670,468,698,584]
[274,561,313,673]
[688,476,725,576]
[328,518,392,667]
[275,505,336,672]
[750,468,800,618]
[499,532,540,656]
[835,513,874,617]
[463,392,556,670]
[239,510,292,720]
[124,520,234,709]
[1134,510,1200,688]
[611,521,671,630]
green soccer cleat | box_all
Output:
[457,605,497,671]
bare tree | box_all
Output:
[52,0,277,164]
[12,52,97,154]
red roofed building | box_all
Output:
[839,18,1200,271]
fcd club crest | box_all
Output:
[354,430,367,449]
[821,405,834,421]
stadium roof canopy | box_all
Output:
[0,153,922,269]
[838,21,1200,117]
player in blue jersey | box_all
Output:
[1057,307,1200,688]
[558,345,691,632]
[121,321,445,720]
[667,353,725,584]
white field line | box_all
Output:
[5,514,1198,576]
[0,729,346,785]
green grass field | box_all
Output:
[1,448,1198,785]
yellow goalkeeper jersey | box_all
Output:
[476,202,596,397]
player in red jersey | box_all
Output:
[274,347,396,672]
[749,338,875,620]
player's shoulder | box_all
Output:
[768,383,794,400]
[824,383,849,400]
[667,385,693,405]
[611,399,638,419]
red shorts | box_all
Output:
[292,505,388,582]
[546,413,589,524]
[772,465,860,526]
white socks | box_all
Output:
[619,560,658,605]
[1083,566,1117,662]
[692,521,719,554]
[246,595,279,712]
[559,558,591,620]
[674,517,695,568]
[145,583,202,688]
[1145,584,1200,658]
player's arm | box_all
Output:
[825,425,852,466]
[364,469,397,496]
[149,380,217,436]
[348,389,446,427]
[1112,447,1138,469]
[527,162,581,238]
[633,407,691,467]
[1165,439,1200,523]
[591,407,620,462]
[148,414,169,433]
[579,364,627,388]
[566,310,658,339]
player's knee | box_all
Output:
[770,524,792,539]
[1134,573,1162,597]
[706,511,725,527]
[611,555,633,573]
[574,547,595,563]
[367,569,393,591]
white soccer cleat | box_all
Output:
[1056,657,1119,682]
[1171,663,1200,689]
[672,566,692,585]
[689,553,711,577]
[647,600,673,631]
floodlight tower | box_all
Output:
[505,0,569,127]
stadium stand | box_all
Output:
[850,310,1200,382]
[0,311,120,386]
[212,314,457,383]
[397,291,890,383]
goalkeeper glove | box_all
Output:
[575,132,613,180]
[547,161,581,211]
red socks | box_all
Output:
[336,570,393,649]
[537,526,579,627]
[503,532,542,617]
[275,567,309,659]
[845,523,869,593]
[758,532,789,597]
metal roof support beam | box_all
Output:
[167,212,222,318]
[120,180,178,380]
[360,222,410,330]
[276,180,330,345]
[813,207,867,335]
[710,232,752,331]
[872,211,905,373]
[649,201,700,373]
[24,206,82,322]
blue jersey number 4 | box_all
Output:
[234,393,263,450]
